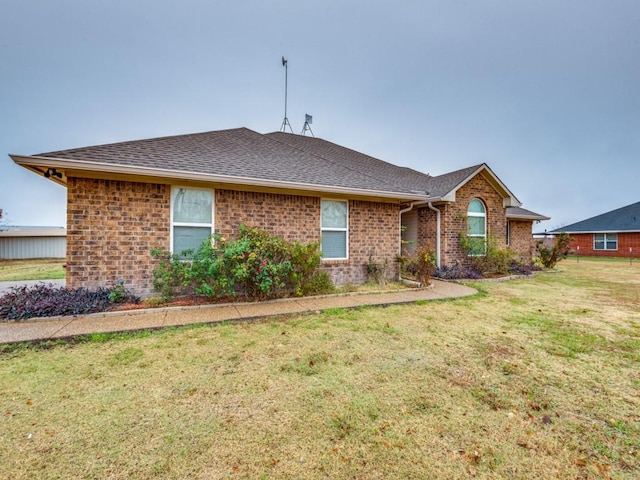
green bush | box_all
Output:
[536,233,572,268]
[398,245,436,286]
[460,234,519,276]
[366,253,390,286]
[152,225,333,301]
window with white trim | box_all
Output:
[594,233,617,250]
[171,187,214,255]
[467,199,487,255]
[321,199,348,259]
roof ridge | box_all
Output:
[267,133,430,194]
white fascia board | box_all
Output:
[11,154,429,201]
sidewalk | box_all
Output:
[0,280,477,344]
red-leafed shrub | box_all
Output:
[0,283,139,321]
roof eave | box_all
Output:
[437,164,522,207]
[550,229,640,234]
[507,214,551,221]
[10,154,429,202]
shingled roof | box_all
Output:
[11,127,528,209]
[267,132,432,194]
[506,206,550,221]
[14,128,431,200]
[551,201,640,233]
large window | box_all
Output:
[594,233,617,250]
[171,187,214,255]
[467,199,487,255]
[321,199,348,259]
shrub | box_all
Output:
[288,241,334,296]
[152,225,334,301]
[460,234,531,276]
[399,245,436,286]
[536,233,572,268]
[434,264,483,280]
[366,254,390,286]
[0,283,140,321]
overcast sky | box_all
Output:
[1,0,638,231]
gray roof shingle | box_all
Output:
[422,164,484,198]
[36,128,431,196]
[506,207,549,221]
[551,201,640,233]
[28,128,536,213]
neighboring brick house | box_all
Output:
[549,201,640,258]
[10,128,547,295]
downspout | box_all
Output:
[398,203,415,281]
[427,202,441,269]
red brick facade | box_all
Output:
[216,190,399,285]
[215,190,320,243]
[414,174,535,266]
[65,173,538,295]
[66,178,170,295]
[66,180,401,295]
[509,220,536,262]
[568,233,640,258]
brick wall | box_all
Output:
[66,178,170,295]
[216,190,400,285]
[443,174,508,266]
[336,200,399,284]
[215,190,320,243]
[416,174,509,267]
[66,182,402,295]
[569,232,640,258]
[509,220,535,262]
[417,206,439,251]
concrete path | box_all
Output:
[0,280,477,344]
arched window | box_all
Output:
[467,199,486,255]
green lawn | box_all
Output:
[0,258,65,281]
[1,258,639,478]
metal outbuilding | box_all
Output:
[0,226,66,259]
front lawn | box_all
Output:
[0,258,65,281]
[1,258,638,478]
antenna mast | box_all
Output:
[301,114,314,137]
[280,57,293,133]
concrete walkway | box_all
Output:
[0,280,477,344]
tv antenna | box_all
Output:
[280,57,293,133]
[301,114,314,137]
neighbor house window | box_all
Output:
[171,187,214,255]
[594,233,617,250]
[467,198,487,255]
[321,199,348,259]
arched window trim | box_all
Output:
[467,198,487,256]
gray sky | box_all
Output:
[1,0,639,231]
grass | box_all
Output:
[0,258,65,281]
[1,257,639,478]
